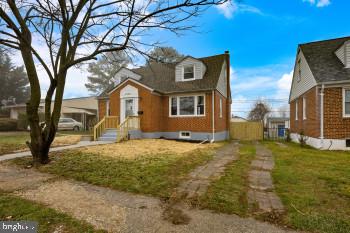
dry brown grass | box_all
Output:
[80,139,221,159]
[52,135,82,147]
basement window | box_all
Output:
[346,139,350,148]
[179,131,191,139]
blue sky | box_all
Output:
[13,0,350,117]
[155,0,350,117]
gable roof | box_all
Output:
[300,36,350,83]
[100,53,227,97]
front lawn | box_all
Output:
[13,140,223,198]
[198,141,256,216]
[0,132,83,155]
[0,193,104,233]
[264,141,350,233]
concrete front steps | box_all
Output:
[98,129,118,141]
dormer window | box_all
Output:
[183,65,195,80]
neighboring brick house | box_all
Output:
[289,36,350,150]
[96,52,231,142]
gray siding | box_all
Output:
[175,57,206,82]
[290,50,317,102]
[335,44,345,65]
[216,61,227,97]
[346,41,350,67]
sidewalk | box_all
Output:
[0,141,113,162]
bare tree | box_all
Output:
[248,100,270,121]
[0,0,228,164]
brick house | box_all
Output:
[289,36,350,150]
[96,52,231,142]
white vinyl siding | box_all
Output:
[175,57,206,82]
[290,50,317,102]
[335,44,346,65]
[346,41,350,67]
[335,41,350,67]
[303,97,307,120]
[112,68,141,85]
[216,61,228,98]
[169,95,205,117]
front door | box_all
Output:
[121,98,137,122]
[125,99,134,118]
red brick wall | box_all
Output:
[214,91,228,132]
[161,93,213,132]
[109,80,163,132]
[103,81,229,133]
[98,99,107,120]
[290,87,320,138]
[324,87,350,139]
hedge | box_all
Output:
[0,118,18,131]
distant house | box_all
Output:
[266,117,290,139]
[289,36,350,150]
[96,52,231,142]
[3,97,98,130]
[231,116,248,122]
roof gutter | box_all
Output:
[319,80,350,85]
[320,84,325,143]
[211,90,215,143]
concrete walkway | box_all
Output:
[0,164,298,233]
[0,141,113,162]
[247,144,284,213]
[177,142,239,198]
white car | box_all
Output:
[57,118,83,131]
[27,118,83,131]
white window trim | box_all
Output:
[303,97,307,120]
[295,100,298,121]
[179,131,191,139]
[343,88,350,118]
[106,100,110,116]
[182,65,195,81]
[219,98,223,118]
[169,94,205,117]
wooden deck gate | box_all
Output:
[230,122,263,140]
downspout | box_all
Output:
[211,90,215,143]
[320,84,325,148]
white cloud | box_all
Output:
[230,65,293,118]
[234,76,275,91]
[276,70,293,99]
[216,1,262,19]
[303,0,331,7]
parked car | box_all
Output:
[27,118,83,131]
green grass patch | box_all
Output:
[264,141,350,233]
[13,146,218,198]
[0,132,29,155]
[0,193,104,233]
[198,142,256,216]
